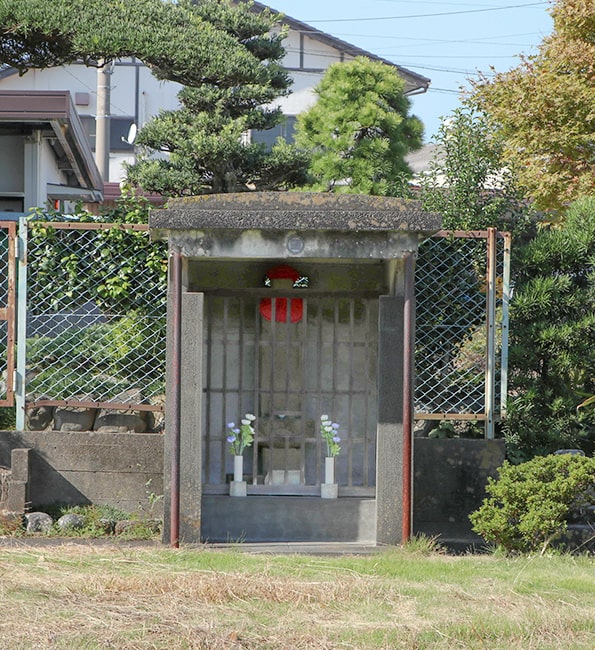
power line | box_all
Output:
[376,54,525,59]
[331,31,546,46]
[426,87,463,95]
[304,2,548,23]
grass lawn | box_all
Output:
[0,542,593,649]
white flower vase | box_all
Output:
[321,456,338,499]
[230,455,247,497]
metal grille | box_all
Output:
[414,229,510,424]
[22,221,167,414]
[202,292,378,495]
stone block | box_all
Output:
[93,411,150,433]
[26,404,54,431]
[5,480,27,512]
[10,448,30,482]
[320,483,338,499]
[54,405,97,431]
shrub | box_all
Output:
[469,453,595,554]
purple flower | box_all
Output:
[332,435,341,443]
[227,422,235,429]
[226,435,236,443]
[332,422,340,430]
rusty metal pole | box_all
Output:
[402,251,415,544]
[170,247,182,548]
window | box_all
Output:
[251,116,297,148]
[79,116,136,152]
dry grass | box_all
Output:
[0,543,593,649]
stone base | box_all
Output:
[230,480,247,497]
[201,495,376,543]
[320,483,338,499]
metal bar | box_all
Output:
[316,298,324,483]
[485,228,497,439]
[204,296,213,484]
[282,298,294,483]
[203,484,376,497]
[206,386,370,397]
[169,247,182,548]
[402,251,415,544]
[415,413,489,421]
[362,300,369,487]
[27,221,149,232]
[348,298,355,487]
[252,298,261,484]
[206,289,378,299]
[433,229,510,240]
[300,298,308,484]
[25,399,163,412]
[499,232,512,419]
[15,218,28,428]
[221,298,229,484]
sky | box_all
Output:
[266,0,554,142]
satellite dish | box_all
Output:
[122,123,137,145]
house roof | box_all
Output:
[251,2,430,95]
[0,90,103,201]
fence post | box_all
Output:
[485,228,497,439]
[500,233,512,420]
[15,218,27,431]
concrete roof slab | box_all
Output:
[150,192,442,236]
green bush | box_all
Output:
[26,313,166,400]
[469,454,595,554]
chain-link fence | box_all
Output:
[415,229,510,427]
[21,220,168,427]
[0,222,16,406]
[14,220,508,433]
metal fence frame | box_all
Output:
[414,228,511,439]
[15,219,167,430]
[1,219,509,437]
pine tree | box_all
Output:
[126,1,309,195]
[294,57,423,196]
[505,196,595,460]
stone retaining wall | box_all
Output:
[0,431,164,515]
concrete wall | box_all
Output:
[0,431,163,515]
[413,438,506,544]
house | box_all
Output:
[0,90,103,218]
[0,3,429,207]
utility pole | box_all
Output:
[95,60,113,182]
